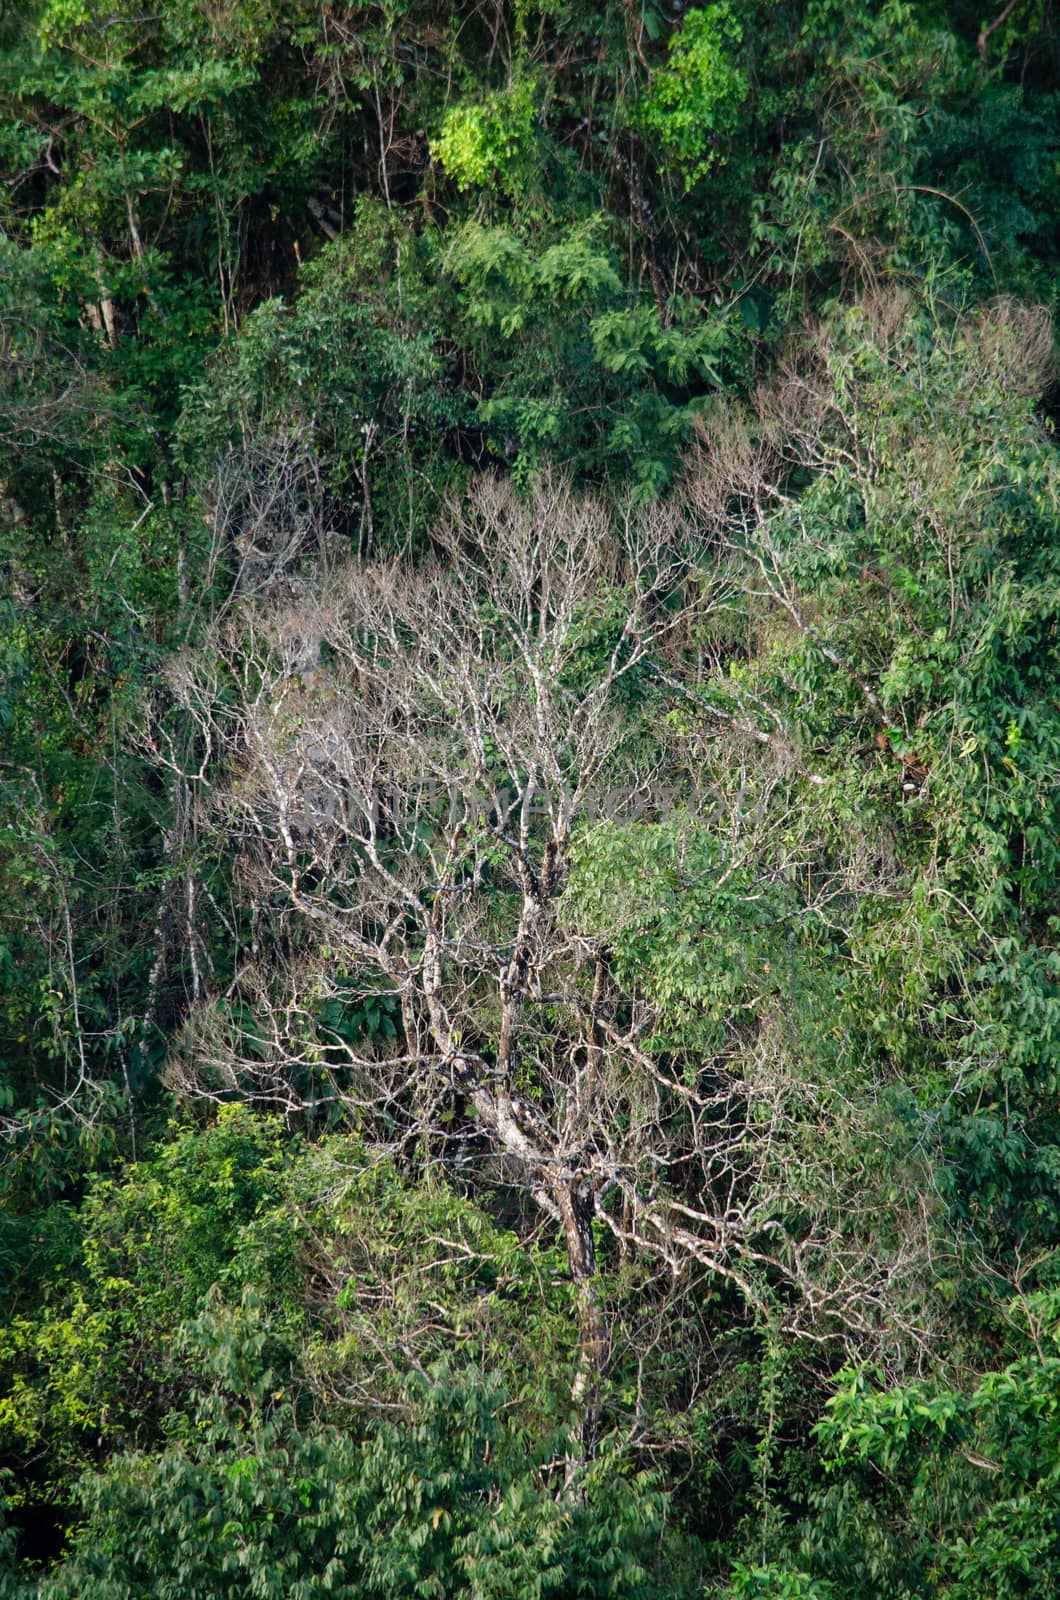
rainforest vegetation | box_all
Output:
[1,0,1060,1592]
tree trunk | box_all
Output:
[555,1179,607,1486]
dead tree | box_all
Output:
[158,473,938,1465]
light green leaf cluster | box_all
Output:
[640,4,749,188]
[433,75,538,196]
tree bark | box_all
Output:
[555,1179,607,1484]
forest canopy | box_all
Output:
[1,0,1059,1594]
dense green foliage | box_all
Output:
[1,0,1059,1592]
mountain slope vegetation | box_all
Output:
[1,0,1059,1592]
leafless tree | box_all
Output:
[155,472,939,1465]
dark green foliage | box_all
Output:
[444,217,740,491]
[0,1110,596,1544]
[781,1287,1060,1599]
[728,296,1060,1259]
[34,1337,666,1599]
